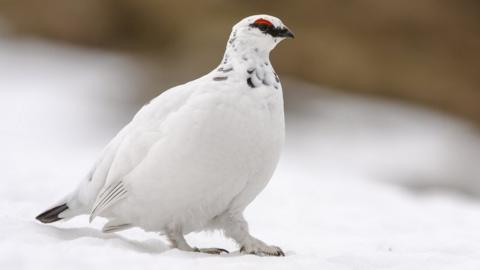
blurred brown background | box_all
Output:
[1,0,479,124]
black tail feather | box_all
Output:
[35,203,69,223]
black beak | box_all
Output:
[277,27,295,39]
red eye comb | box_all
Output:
[254,18,273,27]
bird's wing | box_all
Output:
[89,84,195,221]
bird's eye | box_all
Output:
[254,18,273,28]
[258,24,268,30]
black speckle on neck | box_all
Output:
[218,67,233,72]
[247,77,255,88]
[274,72,280,83]
[213,76,228,81]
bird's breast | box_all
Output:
[170,85,284,173]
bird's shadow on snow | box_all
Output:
[33,224,276,258]
[35,223,170,254]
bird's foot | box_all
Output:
[240,243,285,257]
[193,247,229,255]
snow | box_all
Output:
[2,37,480,269]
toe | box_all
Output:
[240,245,284,257]
[194,247,229,254]
[217,248,230,254]
[271,246,285,256]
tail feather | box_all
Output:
[35,203,69,224]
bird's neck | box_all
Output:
[220,37,272,71]
[213,37,280,90]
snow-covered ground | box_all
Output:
[1,37,480,269]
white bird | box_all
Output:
[36,14,294,256]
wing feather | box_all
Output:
[89,181,128,222]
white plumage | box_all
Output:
[37,14,294,256]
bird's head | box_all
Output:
[229,15,294,53]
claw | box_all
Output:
[272,245,285,256]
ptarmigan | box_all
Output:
[36,14,294,256]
